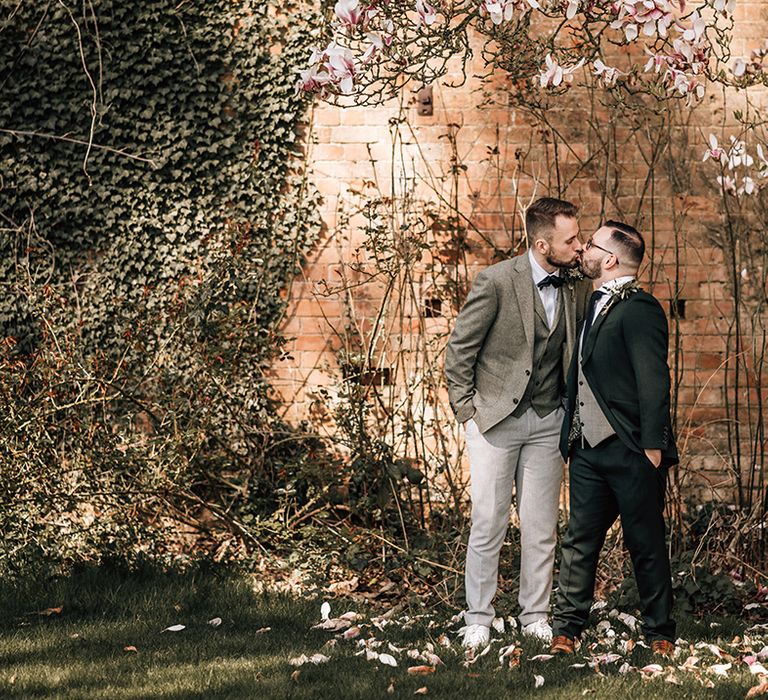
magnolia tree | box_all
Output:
[297,0,768,196]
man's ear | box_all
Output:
[604,254,619,271]
[534,238,549,255]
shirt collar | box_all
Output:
[598,275,635,295]
[528,249,560,285]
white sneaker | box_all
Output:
[461,623,491,649]
[522,618,553,643]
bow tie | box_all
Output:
[537,275,565,290]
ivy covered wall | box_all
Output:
[0,1,320,572]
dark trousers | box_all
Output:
[552,436,675,642]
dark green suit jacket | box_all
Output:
[559,290,679,467]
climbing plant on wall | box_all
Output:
[0,0,321,574]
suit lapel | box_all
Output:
[512,254,535,349]
[532,284,549,328]
[562,284,576,371]
[581,294,621,365]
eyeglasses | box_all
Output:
[585,237,619,264]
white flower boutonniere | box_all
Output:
[599,279,642,317]
[562,267,584,291]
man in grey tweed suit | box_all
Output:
[445,198,589,649]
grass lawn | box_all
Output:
[0,566,765,699]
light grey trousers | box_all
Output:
[464,406,564,627]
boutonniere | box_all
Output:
[599,279,642,316]
[562,267,584,291]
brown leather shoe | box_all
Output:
[550,635,576,655]
[650,639,675,657]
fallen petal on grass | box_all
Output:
[696,642,725,658]
[312,618,353,632]
[423,652,443,666]
[407,665,436,675]
[747,680,768,698]
[708,662,732,677]
[414,687,428,695]
[534,674,545,688]
[208,617,222,627]
[530,654,554,661]
[320,602,331,621]
[289,653,330,666]
[616,613,638,631]
[379,653,398,667]
[640,664,664,676]
[679,655,700,671]
[123,645,138,653]
[161,624,186,633]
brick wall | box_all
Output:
[275,17,768,502]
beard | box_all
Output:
[579,257,602,279]
[546,253,580,269]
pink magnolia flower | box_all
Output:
[681,11,706,42]
[703,134,727,164]
[670,69,705,100]
[566,0,580,19]
[732,57,748,77]
[538,54,585,88]
[360,30,392,63]
[717,174,736,193]
[296,63,332,94]
[610,0,677,42]
[726,136,753,169]
[593,58,624,86]
[415,0,438,25]
[711,0,735,14]
[334,0,365,27]
[324,42,358,94]
[643,48,666,73]
[737,176,755,196]
[730,44,768,81]
[480,0,539,24]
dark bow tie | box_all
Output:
[537,275,565,290]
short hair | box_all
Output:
[525,197,578,245]
[604,220,645,268]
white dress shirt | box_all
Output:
[579,275,636,351]
[528,250,561,328]
[591,275,636,322]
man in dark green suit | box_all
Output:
[550,220,678,657]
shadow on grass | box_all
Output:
[0,563,760,699]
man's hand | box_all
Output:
[644,449,662,468]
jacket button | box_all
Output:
[513,399,518,404]
[525,370,531,376]
[579,381,583,386]
[579,402,584,407]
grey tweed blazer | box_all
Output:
[445,253,589,433]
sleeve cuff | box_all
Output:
[456,403,476,424]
